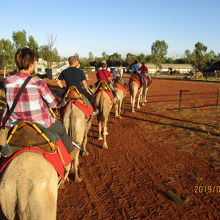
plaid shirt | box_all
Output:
[1,72,57,128]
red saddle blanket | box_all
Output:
[145,77,151,85]
[61,99,94,119]
[94,88,114,101]
[0,139,71,180]
[114,83,127,96]
[129,75,141,89]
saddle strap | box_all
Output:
[1,76,32,129]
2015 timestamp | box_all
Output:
[194,185,220,193]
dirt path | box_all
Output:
[57,79,220,219]
[0,77,219,219]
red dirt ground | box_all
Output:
[0,75,220,219]
[56,75,220,220]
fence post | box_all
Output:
[179,89,190,111]
[217,88,220,108]
[179,90,183,110]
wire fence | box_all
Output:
[141,88,220,111]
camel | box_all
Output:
[95,90,113,149]
[0,152,59,220]
[114,87,125,119]
[140,86,149,106]
[63,103,93,181]
[63,102,93,156]
[140,76,152,106]
[192,71,203,79]
[130,78,143,113]
[130,74,152,112]
[114,77,128,119]
[0,121,79,219]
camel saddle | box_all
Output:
[129,74,141,88]
[96,80,112,92]
[62,86,88,106]
[2,121,59,157]
[94,80,114,101]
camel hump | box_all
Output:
[66,86,82,99]
[5,121,59,156]
[63,86,88,106]
[96,80,111,92]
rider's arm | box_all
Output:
[57,80,66,88]
[39,80,57,108]
[82,80,92,95]
[43,78,65,87]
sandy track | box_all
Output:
[57,79,220,219]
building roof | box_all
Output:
[161,64,193,69]
[143,63,157,68]
[139,63,193,69]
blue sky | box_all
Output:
[1,0,220,58]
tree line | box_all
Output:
[0,30,60,73]
[1,30,220,73]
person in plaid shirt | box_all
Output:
[1,48,76,154]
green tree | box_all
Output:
[101,52,109,61]
[88,51,94,61]
[108,53,123,66]
[74,53,79,58]
[38,35,60,67]
[79,58,91,68]
[184,49,196,65]
[0,39,15,77]
[39,45,50,63]
[12,30,27,50]
[28,35,39,53]
[185,42,213,70]
[151,40,168,70]
[194,42,207,70]
[126,53,137,66]
[136,53,146,63]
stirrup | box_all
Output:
[72,141,82,150]
[92,109,99,116]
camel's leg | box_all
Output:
[137,88,142,109]
[121,97,125,115]
[0,180,17,220]
[63,106,72,135]
[103,117,108,149]
[71,149,82,182]
[144,87,149,103]
[82,116,93,156]
[131,92,136,113]
[98,120,103,140]
[69,111,85,182]
[114,99,119,118]
[17,180,58,220]
[130,95,133,112]
[117,98,123,119]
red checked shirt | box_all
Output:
[1,72,57,128]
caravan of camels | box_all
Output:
[0,58,152,220]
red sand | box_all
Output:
[57,77,220,219]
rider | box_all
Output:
[131,60,139,75]
[96,61,119,100]
[58,56,97,114]
[1,48,78,158]
[113,64,123,80]
[139,62,148,96]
